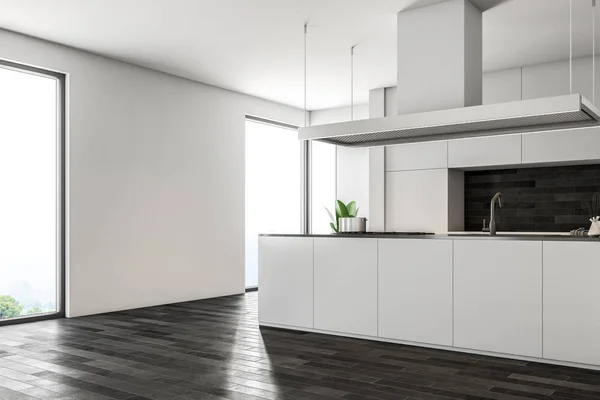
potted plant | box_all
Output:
[326,200,363,233]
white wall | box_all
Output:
[385,87,397,117]
[387,55,600,109]
[523,57,598,103]
[0,29,304,317]
[483,56,600,105]
[310,104,369,126]
[336,148,370,221]
[483,67,522,104]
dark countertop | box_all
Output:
[259,233,600,242]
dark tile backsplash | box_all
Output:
[464,165,600,232]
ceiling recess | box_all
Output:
[298,94,600,147]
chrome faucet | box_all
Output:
[488,192,503,235]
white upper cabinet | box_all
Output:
[453,240,543,358]
[258,236,314,328]
[522,126,600,165]
[378,239,453,346]
[543,242,600,366]
[386,141,447,171]
[448,135,521,169]
[314,238,378,337]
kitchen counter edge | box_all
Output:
[258,233,600,242]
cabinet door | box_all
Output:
[378,239,453,346]
[258,236,313,328]
[314,238,377,336]
[544,242,600,365]
[448,134,521,169]
[454,240,543,357]
[522,126,600,165]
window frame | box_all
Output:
[245,114,311,235]
[0,59,66,326]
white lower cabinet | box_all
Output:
[259,236,600,369]
[543,242,600,366]
[258,236,314,328]
[378,239,453,346]
[314,238,378,336]
[453,240,543,358]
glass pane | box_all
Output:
[245,120,301,288]
[0,67,59,320]
[311,141,336,234]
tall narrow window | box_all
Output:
[311,141,336,234]
[245,119,301,288]
[0,62,64,323]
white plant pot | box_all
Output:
[589,218,600,237]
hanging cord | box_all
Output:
[302,23,311,235]
[594,0,596,104]
[304,23,308,127]
[350,46,356,121]
[570,0,573,93]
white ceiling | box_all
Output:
[0,0,598,110]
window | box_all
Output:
[0,61,64,323]
[245,116,337,288]
[311,141,336,234]
[245,118,301,288]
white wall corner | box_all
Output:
[310,104,369,126]
[368,147,385,231]
[336,147,370,220]
[369,88,386,118]
[0,29,306,316]
[385,87,397,117]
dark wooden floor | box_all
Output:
[0,292,599,400]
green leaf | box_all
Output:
[324,207,335,224]
[325,207,338,232]
[330,222,338,233]
[336,200,350,218]
[346,201,357,217]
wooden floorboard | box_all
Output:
[0,292,598,400]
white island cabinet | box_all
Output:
[378,239,453,346]
[258,236,314,329]
[543,242,600,366]
[314,238,378,337]
[258,235,600,370]
[453,240,543,357]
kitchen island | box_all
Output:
[258,233,600,370]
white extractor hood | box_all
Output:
[299,0,600,148]
[298,94,600,147]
